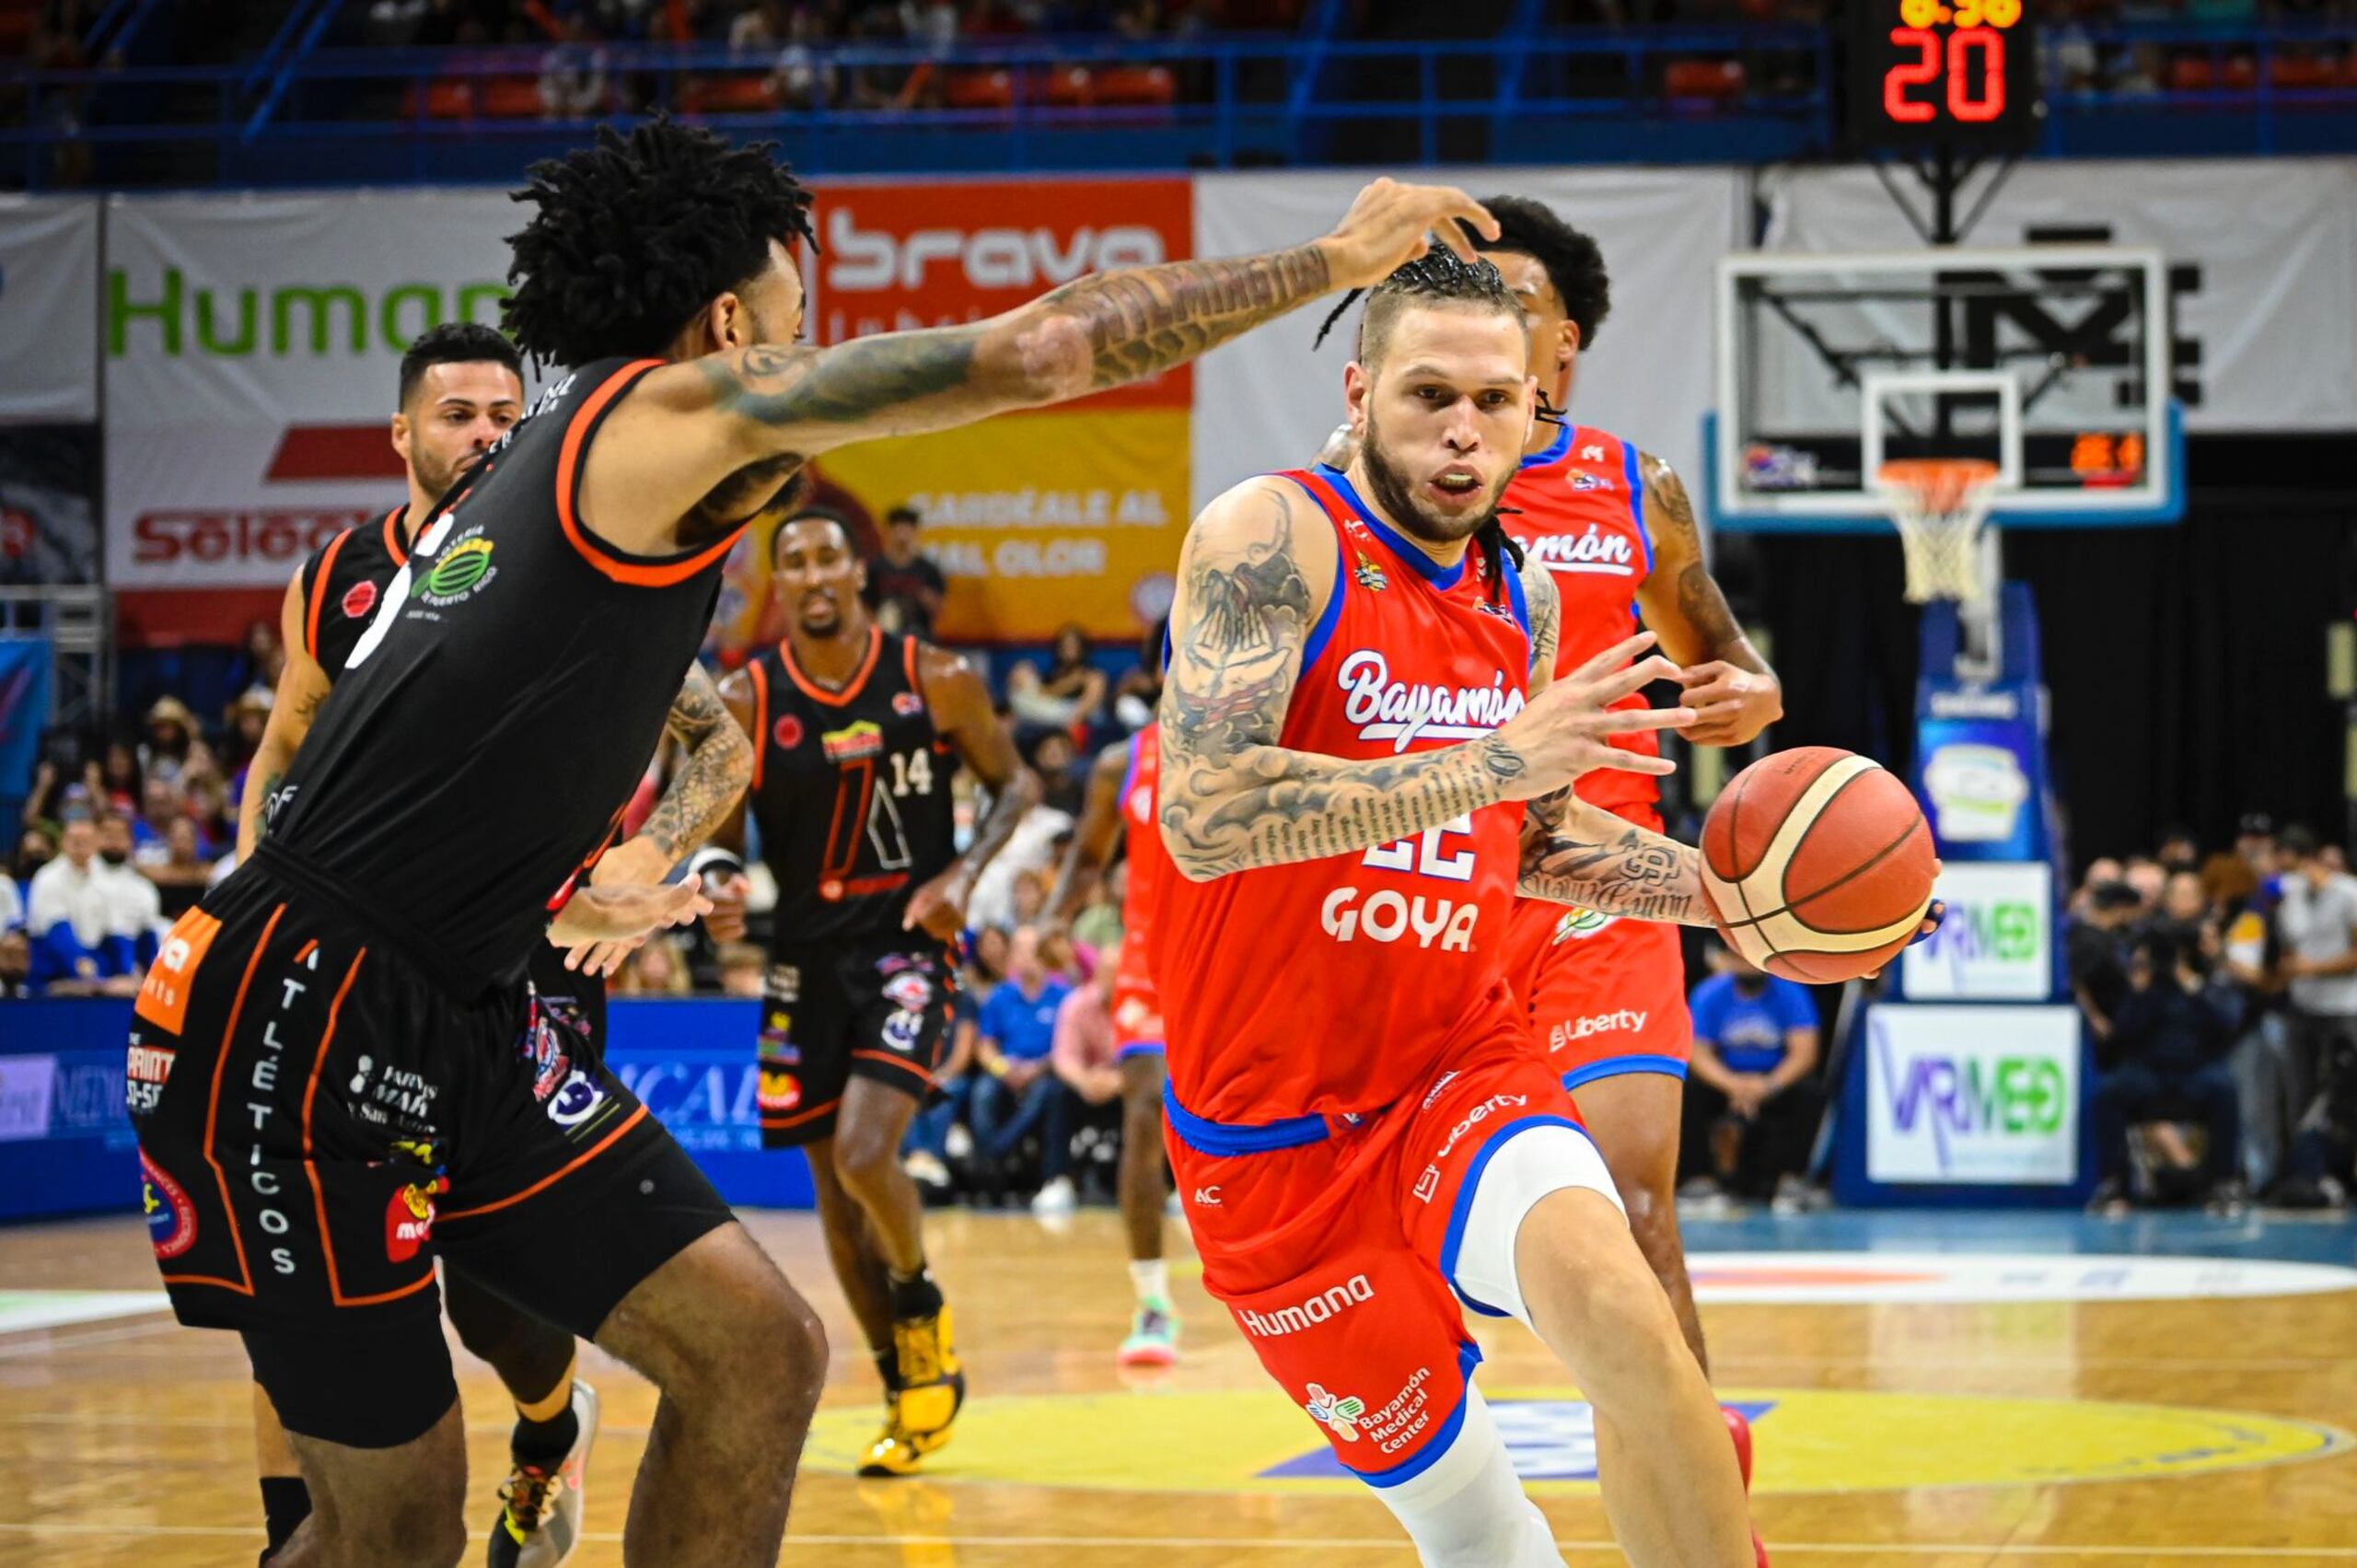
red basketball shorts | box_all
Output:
[1165,1028,1620,1488]
[1501,898,1692,1091]
[1111,977,1166,1058]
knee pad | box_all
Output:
[242,1313,456,1449]
[1450,1121,1624,1330]
[1370,1388,1560,1568]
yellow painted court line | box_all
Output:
[6,1525,2357,1556]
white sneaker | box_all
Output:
[905,1151,951,1190]
[487,1378,598,1568]
[1031,1176,1077,1216]
[944,1124,974,1161]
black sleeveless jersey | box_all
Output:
[296,505,410,678]
[746,628,960,945]
[263,357,745,999]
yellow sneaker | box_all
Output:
[857,1408,930,1479]
[891,1304,966,1443]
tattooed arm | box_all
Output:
[582,180,1499,555]
[1156,479,1688,881]
[603,662,755,876]
[237,567,337,859]
[1632,454,1782,747]
[1049,738,1132,923]
[906,645,1045,941]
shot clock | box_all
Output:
[1848,0,2042,152]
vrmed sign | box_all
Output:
[1865,1005,2080,1184]
[1901,863,2054,1001]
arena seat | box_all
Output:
[1665,59,1746,102]
[478,75,551,118]
[1093,65,1177,107]
[945,69,1016,110]
[682,74,778,113]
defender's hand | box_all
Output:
[1318,179,1499,291]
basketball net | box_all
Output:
[1875,459,2000,606]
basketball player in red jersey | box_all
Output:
[1153,249,1756,1564]
[233,323,757,1568]
[1050,703,1182,1366]
[1483,195,1782,1388]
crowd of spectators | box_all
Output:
[2067,814,2357,1214]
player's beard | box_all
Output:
[1359,412,1508,547]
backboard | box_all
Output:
[1708,246,2183,533]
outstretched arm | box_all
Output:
[583,180,1499,551]
[1049,738,1132,923]
[238,572,336,859]
[1632,455,1781,747]
[1156,479,1687,882]
[904,645,1045,942]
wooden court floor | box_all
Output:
[4,1207,2354,1566]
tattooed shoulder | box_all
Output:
[1166,481,1322,759]
[1517,548,1560,685]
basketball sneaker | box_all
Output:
[1723,1406,1753,1491]
[487,1379,599,1568]
[1118,1298,1179,1367]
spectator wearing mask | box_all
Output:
[2087,929,2246,1214]
[26,819,137,995]
[1681,946,1823,1204]
[865,505,947,639]
[1038,947,1126,1216]
[2071,856,2125,922]
[969,926,1073,1201]
[2274,825,2357,1123]
[95,814,162,966]
[2070,881,2146,1041]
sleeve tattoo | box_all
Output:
[1519,552,1560,690]
[697,247,1333,440]
[1646,457,1766,672]
[1518,793,1709,926]
[1158,486,1528,879]
[640,662,754,863]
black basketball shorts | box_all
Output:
[128,861,732,1446]
[756,935,957,1148]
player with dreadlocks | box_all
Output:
[1148,249,1758,1563]
[123,110,1501,1564]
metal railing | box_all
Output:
[3,21,2350,189]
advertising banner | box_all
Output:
[1864,1004,2081,1185]
[1190,168,1746,515]
[1901,862,2055,1001]
[0,196,99,424]
[1763,158,2357,432]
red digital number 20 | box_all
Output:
[1886,26,2007,124]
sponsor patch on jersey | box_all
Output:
[413,532,497,610]
[1568,471,1608,492]
[773,714,806,750]
[893,691,925,716]
[822,720,885,761]
[1353,553,1387,592]
[881,972,935,1012]
[342,578,379,619]
[139,1151,196,1260]
[135,907,221,1036]
[384,1179,445,1264]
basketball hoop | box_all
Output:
[1875,458,2001,605]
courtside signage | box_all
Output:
[1865,1004,2079,1183]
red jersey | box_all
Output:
[1499,423,1660,829]
[1150,467,1533,1127]
[1113,724,1168,1003]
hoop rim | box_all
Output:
[1874,457,2003,496]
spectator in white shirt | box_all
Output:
[28,819,136,996]
[2276,824,2357,1115]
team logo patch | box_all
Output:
[881,972,935,1012]
[1552,908,1614,943]
[759,1066,803,1114]
[893,691,925,716]
[773,714,805,750]
[1303,1384,1365,1443]
[542,1069,615,1141]
[341,579,378,620]
[822,720,885,761]
[139,1151,196,1260]
[413,533,497,609]
[384,1178,446,1264]
[1568,471,1608,491]
[881,1009,925,1052]
[1353,553,1387,592]
[819,878,845,902]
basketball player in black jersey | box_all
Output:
[232,323,757,1568]
[125,110,1496,1562]
[714,508,1037,1477]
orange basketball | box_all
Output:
[1700,747,1937,984]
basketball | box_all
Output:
[1701,747,1937,984]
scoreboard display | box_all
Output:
[1847,0,2043,153]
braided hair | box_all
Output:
[505,116,818,368]
[1314,247,1527,603]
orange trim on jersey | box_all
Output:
[852,1049,934,1087]
[760,1098,840,1131]
[301,951,434,1308]
[381,505,410,567]
[436,1103,650,1224]
[163,903,284,1295]
[749,659,771,793]
[555,359,746,587]
[292,939,318,964]
[779,626,884,707]
[303,528,353,663]
[900,635,920,691]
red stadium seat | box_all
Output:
[1094,65,1176,107]
[1042,65,1093,108]
[479,75,550,118]
[1665,59,1745,102]
[2268,53,2337,90]
[2222,54,2258,89]
[2165,56,2213,91]
[945,69,1015,110]
[0,8,35,52]
[682,74,778,113]
[407,77,476,119]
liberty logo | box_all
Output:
[1304,1384,1365,1442]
